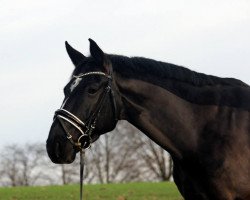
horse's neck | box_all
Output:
[115,75,214,159]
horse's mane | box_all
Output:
[110,55,247,87]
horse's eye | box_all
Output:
[88,87,98,94]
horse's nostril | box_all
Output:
[55,142,60,158]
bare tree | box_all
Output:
[17,143,48,186]
[59,157,95,185]
[117,122,173,181]
[0,122,173,187]
[88,121,143,183]
[86,121,173,183]
[0,145,21,186]
[60,164,78,185]
[138,140,173,181]
[0,143,55,186]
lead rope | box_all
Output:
[80,149,85,200]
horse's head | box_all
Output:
[46,39,118,164]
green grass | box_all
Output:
[0,182,183,200]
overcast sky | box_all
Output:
[0,0,249,148]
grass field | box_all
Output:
[0,182,183,200]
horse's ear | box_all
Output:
[89,38,112,74]
[65,41,85,67]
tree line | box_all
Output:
[0,121,172,187]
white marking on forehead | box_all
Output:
[70,77,82,92]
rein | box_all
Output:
[53,71,116,200]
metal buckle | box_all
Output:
[78,134,91,149]
[67,135,72,139]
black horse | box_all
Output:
[47,39,250,200]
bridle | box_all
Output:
[54,71,116,150]
[53,71,117,200]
